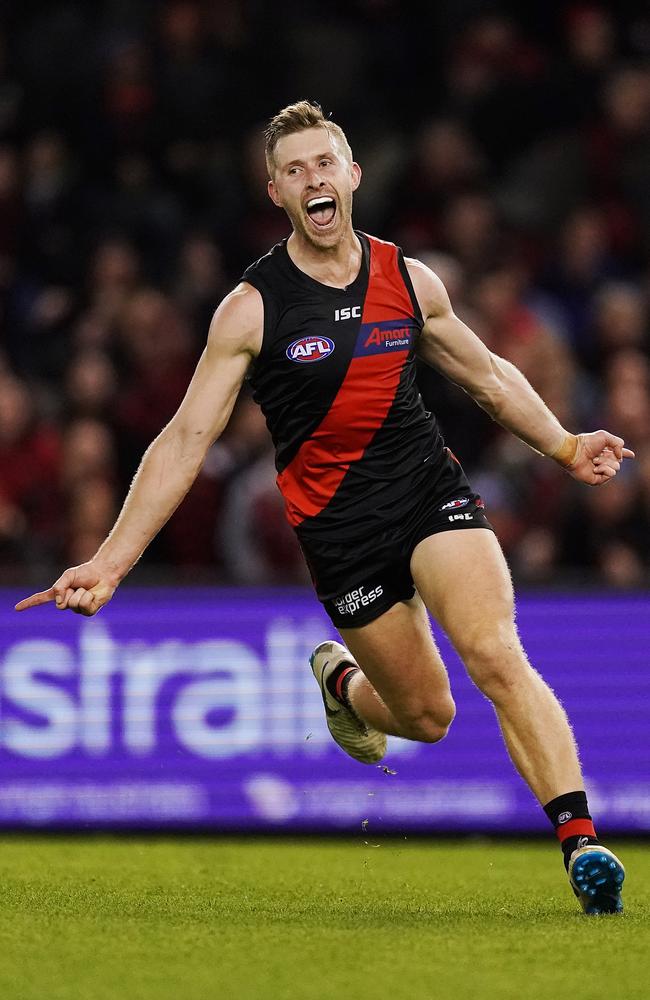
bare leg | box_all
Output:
[411,528,583,804]
[339,593,456,743]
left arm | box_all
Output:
[406,258,634,484]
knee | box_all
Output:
[457,625,527,700]
[397,696,456,743]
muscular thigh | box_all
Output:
[410,528,522,672]
[339,592,453,717]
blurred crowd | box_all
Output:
[0,1,649,587]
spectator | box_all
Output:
[115,289,198,466]
[389,117,486,252]
[472,259,575,424]
[87,237,141,328]
[219,397,306,584]
[173,233,230,337]
[592,283,648,361]
[64,349,118,421]
[60,418,118,564]
[0,372,61,567]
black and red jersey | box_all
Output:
[241,232,445,543]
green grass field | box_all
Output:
[0,837,647,1000]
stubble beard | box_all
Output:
[288,189,354,253]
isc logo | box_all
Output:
[334,305,361,321]
[286,336,335,363]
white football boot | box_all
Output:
[310,640,387,764]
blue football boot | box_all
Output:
[569,845,625,915]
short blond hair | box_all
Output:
[264,100,353,176]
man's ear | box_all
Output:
[350,161,362,192]
[268,179,282,206]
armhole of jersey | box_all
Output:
[241,275,276,367]
[397,250,424,329]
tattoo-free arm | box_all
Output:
[406,258,634,477]
[16,283,264,615]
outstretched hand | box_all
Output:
[15,560,118,616]
[566,430,635,486]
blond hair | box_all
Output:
[264,100,352,176]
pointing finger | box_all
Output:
[622,448,635,459]
[14,588,56,612]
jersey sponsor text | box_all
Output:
[353,317,417,357]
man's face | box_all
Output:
[268,128,361,250]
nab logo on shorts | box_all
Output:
[286,336,335,364]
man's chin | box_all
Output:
[299,218,345,250]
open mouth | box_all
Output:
[305,196,337,229]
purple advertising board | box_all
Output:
[0,588,648,832]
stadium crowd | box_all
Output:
[0,1,649,586]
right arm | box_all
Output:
[16,283,264,616]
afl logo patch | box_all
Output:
[286,336,335,363]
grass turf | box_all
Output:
[0,837,647,1000]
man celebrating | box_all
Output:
[17,101,632,914]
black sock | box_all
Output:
[325,661,359,707]
[544,790,600,870]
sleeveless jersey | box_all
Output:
[241,232,445,543]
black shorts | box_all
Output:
[300,449,493,628]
